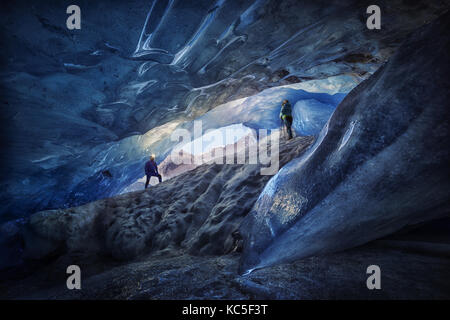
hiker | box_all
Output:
[145,154,162,189]
[280,99,293,139]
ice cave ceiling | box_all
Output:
[0,0,448,221]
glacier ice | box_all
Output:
[1,0,446,220]
[239,14,450,273]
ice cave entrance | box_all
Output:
[121,75,360,193]
[180,123,255,155]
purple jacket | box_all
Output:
[145,160,159,176]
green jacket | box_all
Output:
[280,102,292,119]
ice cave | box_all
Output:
[0,0,449,300]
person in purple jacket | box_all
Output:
[144,155,162,189]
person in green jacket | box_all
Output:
[280,99,293,139]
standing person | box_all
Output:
[144,154,162,189]
[280,99,293,139]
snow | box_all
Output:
[186,79,350,137]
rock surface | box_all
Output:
[19,136,314,262]
[239,13,450,274]
[2,233,450,299]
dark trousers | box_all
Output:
[145,173,162,189]
[283,115,293,139]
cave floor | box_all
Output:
[1,238,450,300]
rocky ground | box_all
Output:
[2,235,450,299]
[1,134,449,299]
[15,136,313,261]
